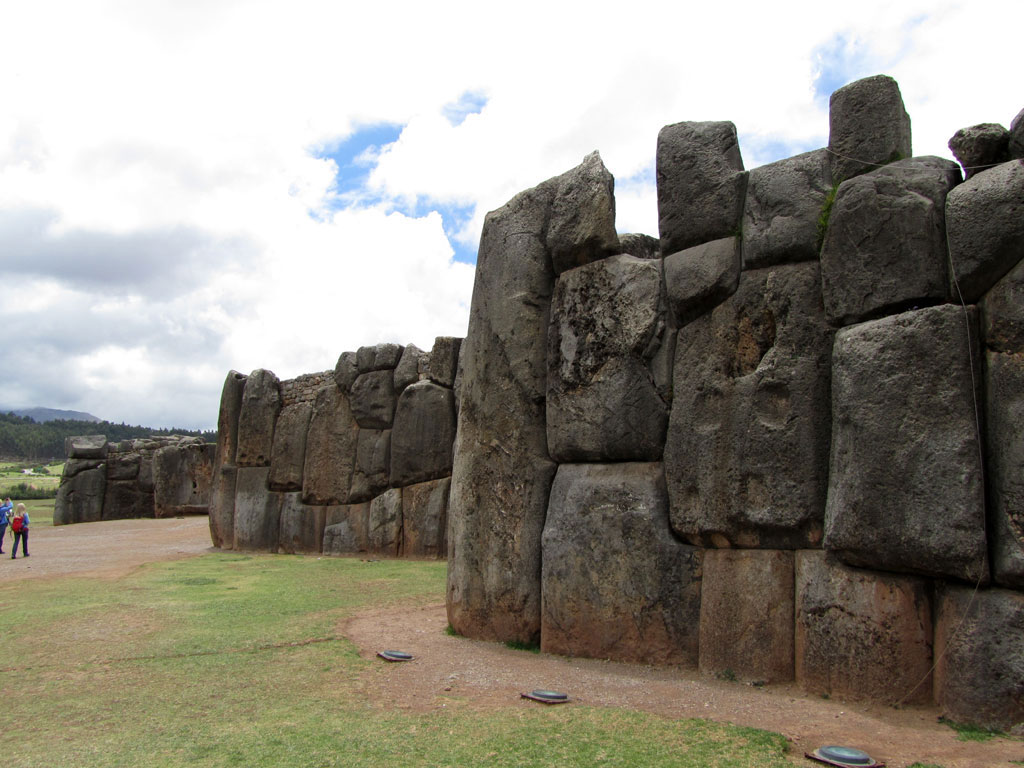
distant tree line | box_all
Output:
[0,412,217,461]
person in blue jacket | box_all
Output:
[10,503,28,559]
[0,497,11,554]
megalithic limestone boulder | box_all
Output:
[427,336,462,388]
[236,369,281,467]
[214,370,247,468]
[54,464,106,525]
[402,477,450,558]
[233,467,281,552]
[349,428,391,503]
[277,492,326,554]
[153,442,214,517]
[824,305,988,583]
[546,151,619,275]
[268,402,313,492]
[450,156,615,643]
[657,121,746,256]
[948,123,1009,180]
[389,381,455,487]
[828,74,911,183]
[302,385,358,506]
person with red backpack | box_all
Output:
[0,497,10,554]
[10,503,28,559]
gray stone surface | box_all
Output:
[301,385,358,506]
[322,502,370,554]
[795,551,933,704]
[427,336,462,388]
[1011,108,1024,159]
[547,254,669,462]
[934,585,1024,731]
[948,122,1009,179]
[65,435,108,460]
[233,467,281,551]
[268,402,313,492]
[617,232,660,260]
[349,428,391,503]
[106,451,141,481]
[102,480,153,520]
[236,368,281,467]
[390,380,456,487]
[356,343,403,372]
[368,488,402,555]
[53,466,106,525]
[208,465,236,548]
[402,477,450,558]
[824,305,988,582]
[663,237,741,328]
[700,550,794,683]
[742,149,832,269]
[447,168,559,644]
[541,463,703,665]
[546,151,619,275]
[657,121,746,255]
[393,344,425,392]
[983,260,1024,587]
[278,493,326,554]
[153,442,214,517]
[946,159,1024,302]
[214,370,247,467]
[665,263,834,548]
[828,74,912,182]
[333,351,358,393]
[821,156,961,325]
[349,370,396,429]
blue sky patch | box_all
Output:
[314,122,405,198]
[442,90,488,126]
[391,197,478,265]
[812,33,875,104]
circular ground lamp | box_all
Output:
[521,689,569,704]
[376,650,415,662]
[806,745,883,767]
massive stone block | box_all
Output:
[824,305,988,583]
[153,442,214,516]
[53,465,106,525]
[934,585,1024,731]
[301,385,358,506]
[541,463,703,665]
[208,465,236,548]
[447,162,564,644]
[946,159,1024,302]
[402,477,450,558]
[236,369,281,467]
[742,149,832,269]
[349,370,396,429]
[102,480,154,520]
[390,381,456,487]
[214,370,247,468]
[65,435,108,460]
[1011,108,1024,159]
[278,493,326,555]
[368,488,402,555]
[427,336,462,389]
[983,260,1024,588]
[795,551,932,704]
[546,151,619,275]
[663,237,741,328]
[349,428,391,503]
[546,254,669,462]
[322,502,370,554]
[821,157,961,326]
[268,402,312,492]
[333,350,358,393]
[828,74,911,183]
[699,550,794,683]
[948,123,1009,179]
[356,343,403,373]
[233,467,281,551]
[657,121,746,255]
[617,232,660,261]
[393,343,426,392]
[664,263,834,549]
[106,450,141,481]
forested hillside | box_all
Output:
[0,412,216,460]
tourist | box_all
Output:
[10,503,28,559]
[0,497,10,554]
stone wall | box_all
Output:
[54,434,214,523]
[209,337,460,559]
[209,74,1024,730]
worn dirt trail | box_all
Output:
[4,517,1020,767]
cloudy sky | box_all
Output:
[1,0,1020,430]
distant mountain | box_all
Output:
[3,407,103,423]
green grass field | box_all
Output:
[0,459,63,498]
[0,552,793,768]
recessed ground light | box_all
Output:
[806,745,884,767]
[521,689,569,704]
[376,650,414,662]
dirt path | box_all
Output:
[3,518,1020,767]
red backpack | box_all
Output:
[11,516,23,533]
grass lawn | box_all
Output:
[0,459,63,498]
[0,552,793,767]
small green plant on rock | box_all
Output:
[715,668,737,683]
[938,716,1005,742]
[816,182,841,252]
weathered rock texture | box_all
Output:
[948,123,1009,179]
[236,369,281,467]
[199,75,1023,729]
[55,435,213,525]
